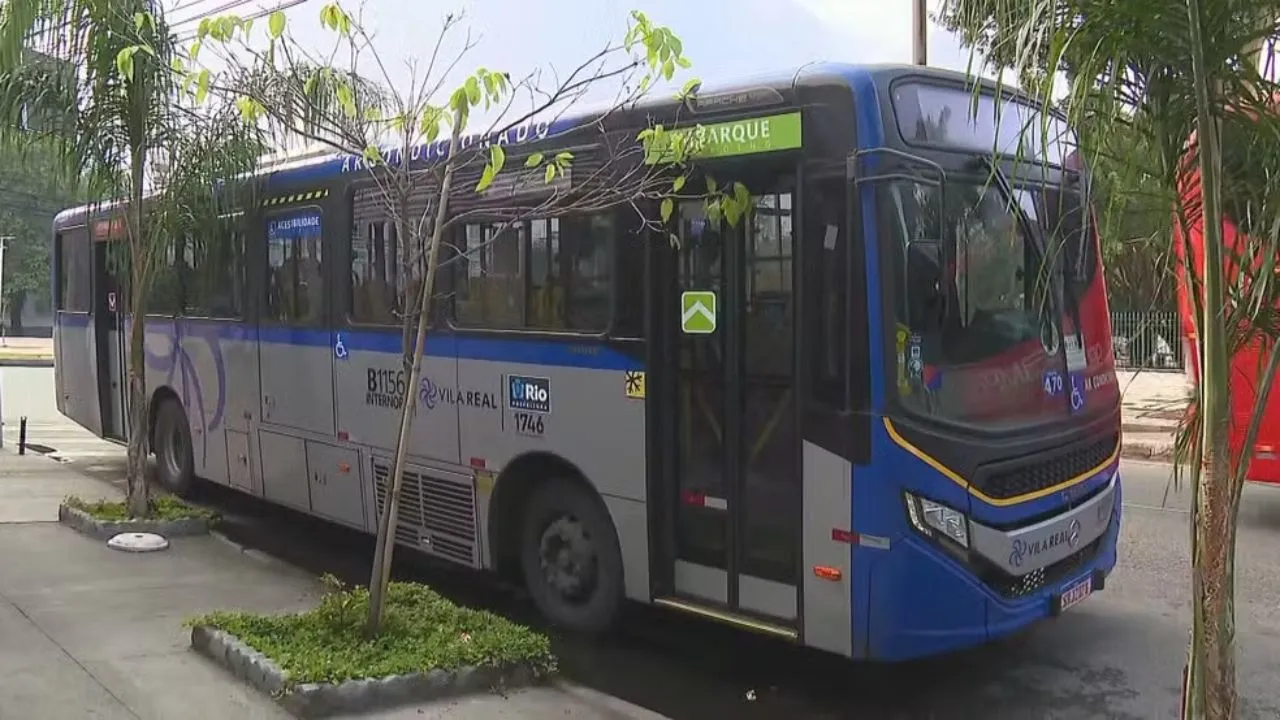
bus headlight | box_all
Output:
[904,492,970,549]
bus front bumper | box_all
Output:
[862,476,1122,662]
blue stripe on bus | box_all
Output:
[54,313,642,372]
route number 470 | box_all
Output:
[513,411,545,437]
[1043,371,1064,396]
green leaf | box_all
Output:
[465,76,481,105]
[525,152,544,168]
[660,197,674,223]
[336,83,356,117]
[421,108,444,142]
[477,165,496,193]
[269,10,286,38]
[554,151,573,167]
[490,145,506,174]
[673,175,686,193]
[544,164,557,183]
[195,69,210,104]
[662,58,676,81]
[679,78,700,98]
[676,56,692,70]
[115,47,136,82]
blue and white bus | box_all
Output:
[52,62,1123,661]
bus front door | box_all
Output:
[651,188,802,638]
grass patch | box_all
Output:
[63,494,218,523]
[188,575,557,687]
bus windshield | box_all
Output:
[882,177,1081,430]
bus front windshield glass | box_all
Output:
[882,178,1074,429]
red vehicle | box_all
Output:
[1173,139,1280,484]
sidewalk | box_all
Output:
[0,448,669,720]
[1119,369,1187,462]
[0,336,53,366]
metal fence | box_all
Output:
[1110,311,1185,371]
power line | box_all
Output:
[175,0,312,43]
[170,0,263,29]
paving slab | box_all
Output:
[0,451,121,523]
[0,594,137,720]
[0,522,317,720]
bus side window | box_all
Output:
[265,212,325,325]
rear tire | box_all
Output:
[152,398,196,498]
[519,478,624,634]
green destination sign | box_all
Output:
[644,111,803,164]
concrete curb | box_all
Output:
[57,503,213,540]
[0,357,53,367]
[1121,440,1175,463]
[190,624,550,718]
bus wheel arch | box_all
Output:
[149,388,196,497]
[489,452,624,634]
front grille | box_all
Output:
[977,433,1119,500]
[979,537,1103,599]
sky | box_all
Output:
[162,0,999,150]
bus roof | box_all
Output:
[53,62,1034,227]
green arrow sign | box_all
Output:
[681,290,717,334]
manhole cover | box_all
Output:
[107,532,170,553]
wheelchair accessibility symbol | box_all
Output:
[333,333,350,360]
[1068,372,1086,414]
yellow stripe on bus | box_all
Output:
[882,417,1120,507]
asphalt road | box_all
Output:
[11,365,1280,719]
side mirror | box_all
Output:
[906,242,948,329]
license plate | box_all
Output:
[1058,576,1093,612]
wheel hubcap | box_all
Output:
[538,514,598,603]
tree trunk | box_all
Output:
[365,123,464,636]
[124,159,150,520]
[1183,2,1237,716]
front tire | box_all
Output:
[519,478,624,634]
[152,398,196,497]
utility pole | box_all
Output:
[912,0,928,66]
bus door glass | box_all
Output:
[91,218,128,441]
[656,175,802,626]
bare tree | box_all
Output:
[190,1,749,635]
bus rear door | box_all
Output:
[90,218,128,442]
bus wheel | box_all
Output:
[519,478,623,634]
[153,398,196,497]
